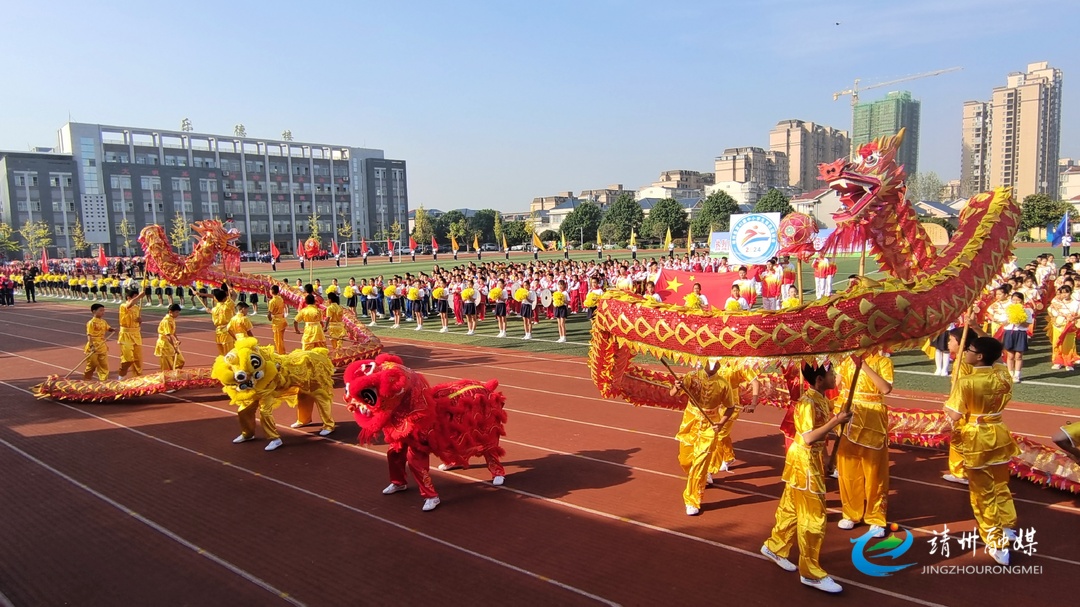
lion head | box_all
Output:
[343,354,430,443]
[818,128,908,226]
[212,337,279,403]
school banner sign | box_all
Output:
[726,213,780,265]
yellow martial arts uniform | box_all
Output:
[944,363,1020,550]
[947,361,975,480]
[237,394,282,441]
[227,312,253,341]
[675,367,748,509]
[295,306,325,350]
[765,388,831,581]
[117,300,143,377]
[325,302,346,349]
[267,294,288,354]
[84,317,112,381]
[211,300,236,355]
[154,316,185,371]
[834,354,893,527]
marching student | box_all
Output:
[553,279,569,343]
[294,294,326,350]
[117,287,145,379]
[462,279,481,336]
[84,303,116,381]
[156,304,186,371]
[324,291,347,348]
[267,284,288,355]
[491,278,509,337]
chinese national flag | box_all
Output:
[387,238,394,253]
[655,268,738,307]
[431,236,438,251]
[409,236,418,251]
[331,240,339,256]
[97,245,107,269]
[297,239,304,259]
[269,241,280,259]
[361,238,368,254]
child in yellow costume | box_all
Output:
[944,336,1020,566]
[1047,285,1080,370]
[293,294,326,350]
[84,303,115,380]
[669,360,758,516]
[155,304,185,371]
[211,287,237,356]
[833,353,893,538]
[761,363,851,595]
[943,325,980,485]
[212,337,336,452]
[266,284,288,354]
[324,291,347,350]
[227,302,254,341]
[117,288,145,379]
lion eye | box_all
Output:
[250,355,262,369]
[864,151,880,167]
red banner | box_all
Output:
[269,241,280,259]
[41,247,48,270]
[431,236,438,251]
[409,236,418,251]
[297,239,304,259]
[655,269,738,308]
[387,239,394,253]
[361,238,368,254]
[331,240,340,256]
[97,245,107,269]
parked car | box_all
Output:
[481,242,500,252]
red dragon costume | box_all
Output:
[587,129,1080,494]
[343,354,508,511]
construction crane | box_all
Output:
[833,66,963,106]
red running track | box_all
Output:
[0,301,1077,606]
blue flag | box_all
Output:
[1049,212,1069,246]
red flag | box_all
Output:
[409,236,418,251]
[331,240,340,256]
[41,246,49,270]
[655,269,738,308]
[361,238,368,254]
[97,245,107,269]
[431,236,438,251]
[269,241,280,259]
[297,239,304,259]
[387,239,394,253]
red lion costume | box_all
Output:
[343,354,508,511]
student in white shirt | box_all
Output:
[723,284,750,311]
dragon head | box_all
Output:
[819,128,908,225]
[211,337,279,402]
[343,354,426,442]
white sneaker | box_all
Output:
[830,468,839,479]
[1067,367,1076,372]
[492,475,505,486]
[437,463,450,471]
[1004,528,1018,541]
[439,326,448,333]
[497,331,506,338]
[801,576,843,594]
[368,321,377,327]
[760,545,797,572]
[382,483,408,495]
[422,497,441,512]
[414,325,422,331]
[466,330,474,335]
[391,324,400,329]
[522,334,531,340]
[706,473,714,486]
[988,547,1010,566]
[264,438,283,451]
[869,525,886,538]
[232,434,254,444]
[942,473,969,485]
[685,505,700,516]
[556,336,566,343]
[719,460,734,473]
[1052,364,1063,370]
[838,518,856,530]
[318,428,333,437]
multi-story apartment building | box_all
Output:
[852,91,921,176]
[30,122,410,256]
[579,184,636,206]
[0,150,81,257]
[711,146,789,204]
[961,63,1064,201]
[769,120,850,193]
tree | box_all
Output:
[169,212,191,254]
[19,219,52,259]
[600,193,644,242]
[559,201,603,244]
[753,189,794,217]
[388,221,403,244]
[434,209,465,241]
[117,218,133,255]
[411,206,434,244]
[503,220,529,246]
[539,229,559,242]
[448,218,468,247]
[493,211,504,245]
[468,209,499,243]
[0,222,20,256]
[1020,193,1072,231]
[337,209,354,240]
[524,210,541,235]
[907,171,945,202]
[690,190,741,236]
[70,217,90,256]
[641,198,688,239]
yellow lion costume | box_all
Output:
[211,337,336,451]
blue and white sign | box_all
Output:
[709,231,731,257]
[728,213,780,265]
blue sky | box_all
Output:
[1,0,1076,212]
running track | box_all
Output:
[0,302,1077,606]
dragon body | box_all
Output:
[588,130,1080,493]
[35,220,381,401]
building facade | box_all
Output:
[46,122,406,256]
[960,101,991,198]
[852,91,921,176]
[769,120,850,193]
[0,151,80,257]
